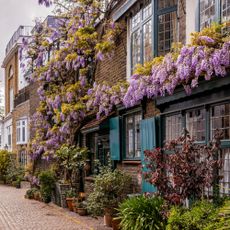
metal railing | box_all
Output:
[5,25,33,56]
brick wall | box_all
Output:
[12,100,30,154]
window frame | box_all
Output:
[198,0,230,31]
[129,0,178,74]
[122,109,143,160]
[16,118,28,145]
[6,125,12,148]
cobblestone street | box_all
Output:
[0,185,108,230]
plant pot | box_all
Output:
[72,202,77,213]
[77,208,87,216]
[112,218,121,230]
[66,198,75,211]
[104,213,112,227]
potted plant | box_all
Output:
[65,188,76,211]
[87,167,132,227]
[77,201,88,216]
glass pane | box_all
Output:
[158,11,177,56]
[158,0,176,9]
[143,20,153,62]
[211,104,230,140]
[22,127,26,142]
[165,114,183,141]
[134,114,142,158]
[132,29,141,68]
[126,116,134,158]
[219,148,230,195]
[221,0,230,22]
[143,1,152,19]
[186,108,206,141]
[131,11,141,29]
[200,0,216,30]
[17,127,21,142]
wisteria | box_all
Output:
[123,30,230,107]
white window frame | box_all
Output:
[16,118,28,145]
[6,125,12,147]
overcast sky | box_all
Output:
[0,0,53,92]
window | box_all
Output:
[131,1,152,71]
[186,108,206,141]
[9,88,14,112]
[7,126,12,147]
[16,119,28,144]
[130,0,177,72]
[165,114,183,141]
[125,112,142,159]
[199,0,230,30]
[19,150,27,166]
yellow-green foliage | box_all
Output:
[0,150,11,182]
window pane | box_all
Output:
[131,11,141,29]
[22,127,26,142]
[221,0,230,22]
[126,116,134,158]
[165,114,183,141]
[211,104,230,140]
[186,108,206,141]
[143,20,153,62]
[132,29,141,68]
[134,114,142,158]
[143,1,152,19]
[17,127,21,142]
[158,11,177,56]
[200,0,216,30]
[158,0,176,9]
[220,148,230,195]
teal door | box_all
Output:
[141,117,157,193]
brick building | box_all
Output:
[82,0,230,194]
[1,25,32,165]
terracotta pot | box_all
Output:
[112,218,121,230]
[77,208,87,216]
[104,213,112,227]
[66,198,74,211]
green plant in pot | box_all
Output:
[77,201,88,216]
[87,168,132,227]
[65,188,76,211]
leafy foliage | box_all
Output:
[166,200,225,230]
[117,195,166,230]
[87,168,132,216]
[0,150,12,183]
[144,129,222,205]
[38,170,56,203]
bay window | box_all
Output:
[125,112,142,159]
[16,119,28,144]
[199,0,230,30]
[130,0,177,72]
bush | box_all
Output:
[0,150,11,183]
[38,170,56,203]
[25,188,39,199]
[166,200,221,230]
[117,195,166,230]
[87,169,132,216]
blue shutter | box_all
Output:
[109,116,120,161]
[141,117,157,193]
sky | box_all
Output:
[0,0,53,100]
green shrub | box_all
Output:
[38,170,56,203]
[117,195,166,230]
[0,150,11,183]
[166,200,221,230]
[87,169,132,216]
[25,188,39,199]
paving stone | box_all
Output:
[0,185,111,230]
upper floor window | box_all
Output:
[130,0,177,72]
[125,112,142,159]
[16,119,28,144]
[199,0,230,30]
[8,66,13,79]
[9,88,14,112]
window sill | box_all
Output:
[122,160,141,165]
